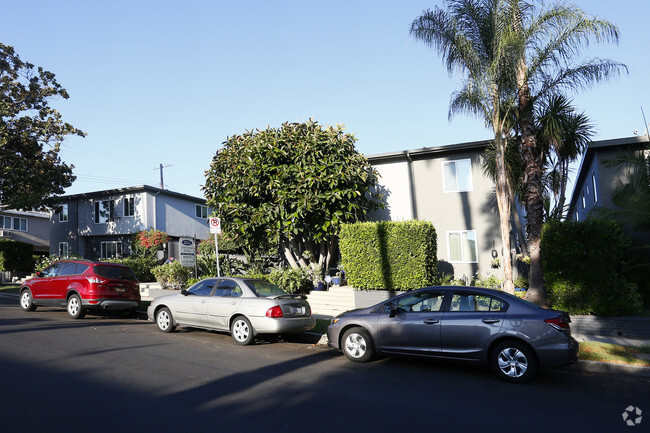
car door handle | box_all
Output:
[423,319,439,325]
[482,318,500,324]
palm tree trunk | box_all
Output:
[494,133,515,294]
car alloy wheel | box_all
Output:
[67,294,86,319]
[342,327,374,363]
[493,341,536,383]
[156,307,176,333]
[20,290,37,311]
[231,316,255,345]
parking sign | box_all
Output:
[209,217,221,234]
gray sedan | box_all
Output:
[327,286,578,382]
[147,277,315,345]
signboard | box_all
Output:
[209,217,222,234]
[179,237,196,267]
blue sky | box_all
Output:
[4,0,649,199]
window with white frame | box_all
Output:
[58,204,69,222]
[10,217,28,231]
[591,172,598,205]
[95,200,115,224]
[442,159,473,192]
[447,230,478,263]
[123,197,135,217]
[195,204,208,219]
[101,241,122,259]
[0,216,12,229]
[59,242,70,258]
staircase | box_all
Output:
[306,285,356,317]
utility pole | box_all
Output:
[154,163,172,189]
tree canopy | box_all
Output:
[0,43,84,209]
[203,119,383,281]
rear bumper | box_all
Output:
[249,316,316,334]
[83,299,140,310]
[537,334,580,367]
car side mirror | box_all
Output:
[389,305,399,318]
[181,289,188,296]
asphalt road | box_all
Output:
[0,298,648,433]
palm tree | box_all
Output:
[536,94,593,220]
[410,0,521,294]
[509,1,626,306]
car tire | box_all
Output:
[20,289,37,312]
[67,294,86,319]
[342,327,374,363]
[231,316,255,346]
[492,340,536,383]
[156,307,176,333]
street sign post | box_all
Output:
[208,217,221,277]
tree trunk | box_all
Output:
[280,237,300,269]
[494,134,515,294]
[519,100,549,307]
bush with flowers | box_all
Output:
[133,229,170,257]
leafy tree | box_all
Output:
[0,43,85,209]
[203,119,383,283]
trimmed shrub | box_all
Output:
[267,267,312,294]
[152,261,193,289]
[107,256,157,282]
[541,219,643,316]
[0,239,34,272]
[339,220,437,291]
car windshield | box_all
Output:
[94,265,137,281]
[244,280,287,297]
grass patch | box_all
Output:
[579,341,650,367]
[0,284,20,295]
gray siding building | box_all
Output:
[367,140,518,283]
[567,135,650,244]
[50,185,213,260]
[0,209,50,254]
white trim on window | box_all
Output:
[446,230,478,263]
[58,204,69,222]
[94,200,115,224]
[100,241,122,259]
[123,197,135,217]
[442,159,473,193]
[195,204,208,219]
[59,242,70,258]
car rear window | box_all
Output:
[244,280,287,297]
[93,265,137,281]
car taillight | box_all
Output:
[85,276,107,284]
[266,305,283,318]
[545,315,570,331]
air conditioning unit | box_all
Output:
[0,230,12,238]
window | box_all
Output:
[0,216,12,229]
[382,291,445,313]
[123,197,135,217]
[189,279,216,296]
[591,172,598,205]
[581,192,586,210]
[58,204,69,222]
[215,279,240,297]
[447,230,478,263]
[195,204,208,219]
[449,293,507,312]
[12,217,27,231]
[40,263,62,277]
[443,159,473,192]
[95,200,115,224]
[59,262,77,276]
[59,242,70,258]
[100,241,122,259]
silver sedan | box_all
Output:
[327,286,579,383]
[147,277,315,345]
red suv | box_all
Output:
[20,259,141,319]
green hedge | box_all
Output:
[339,220,437,290]
[541,219,642,316]
[0,239,34,272]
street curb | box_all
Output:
[0,292,18,300]
[563,360,650,378]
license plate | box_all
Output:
[115,287,126,293]
[290,306,304,315]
